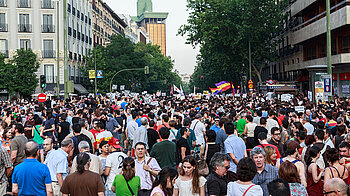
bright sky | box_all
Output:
[103,0,199,74]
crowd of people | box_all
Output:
[0,93,350,196]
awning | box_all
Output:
[74,84,89,94]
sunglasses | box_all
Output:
[323,190,338,195]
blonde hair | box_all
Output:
[264,146,276,165]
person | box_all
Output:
[267,179,291,196]
[264,146,277,166]
[215,117,229,153]
[268,127,284,156]
[134,142,161,196]
[133,117,149,150]
[23,112,35,139]
[10,123,28,167]
[105,113,121,140]
[151,127,176,168]
[42,110,55,138]
[126,110,139,156]
[168,120,178,142]
[243,115,257,149]
[250,146,279,196]
[276,141,306,187]
[176,117,197,151]
[32,116,44,149]
[111,157,141,195]
[324,148,349,184]
[256,132,281,159]
[40,138,54,163]
[303,116,315,135]
[45,138,74,196]
[227,157,263,196]
[57,114,70,144]
[61,152,105,196]
[0,145,12,195]
[173,155,206,196]
[224,121,246,172]
[305,145,323,196]
[99,140,110,172]
[323,178,348,196]
[176,127,191,163]
[334,125,346,149]
[147,120,160,153]
[71,123,93,157]
[210,116,221,133]
[254,117,268,147]
[2,127,13,153]
[12,141,53,196]
[278,161,308,196]
[150,166,178,196]
[206,152,231,196]
[190,114,206,145]
[104,137,127,195]
[70,141,103,175]
[199,129,220,169]
[236,113,247,136]
[266,111,279,137]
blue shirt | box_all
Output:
[44,148,69,181]
[252,163,279,196]
[215,128,227,153]
[121,102,128,110]
[12,159,52,196]
[210,124,220,133]
[224,134,246,172]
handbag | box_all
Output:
[198,144,209,176]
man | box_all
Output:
[224,121,246,172]
[236,113,247,136]
[176,127,191,163]
[10,123,28,167]
[210,116,221,133]
[147,120,160,153]
[251,146,279,196]
[66,119,95,148]
[310,129,329,169]
[12,141,53,196]
[91,122,113,150]
[133,117,149,150]
[156,114,170,132]
[45,138,74,196]
[339,142,350,169]
[254,117,268,147]
[267,179,290,196]
[104,113,121,140]
[0,145,12,195]
[23,112,35,139]
[134,142,161,196]
[206,152,231,196]
[70,141,103,175]
[40,138,54,163]
[190,114,206,145]
[253,110,262,125]
[176,117,196,150]
[323,178,348,196]
[257,132,281,159]
[126,110,139,155]
[71,123,93,157]
[216,117,229,153]
[266,111,279,137]
[268,127,284,155]
[150,127,176,168]
[303,116,315,135]
[104,137,127,195]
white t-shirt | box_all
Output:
[266,118,279,137]
[227,181,263,196]
[304,122,315,135]
[168,129,178,142]
[190,119,206,144]
[105,151,128,189]
[174,176,206,196]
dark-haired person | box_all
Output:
[126,110,139,156]
[112,157,141,195]
[12,141,53,196]
[61,152,105,196]
[32,116,44,149]
[190,114,206,145]
[71,123,93,157]
[206,152,231,196]
[334,125,346,149]
[243,115,257,149]
[174,156,206,196]
[268,127,284,156]
[227,157,263,196]
[150,166,178,196]
[267,179,290,196]
[324,148,349,185]
[176,127,191,164]
[224,121,246,172]
[150,127,176,168]
[147,120,160,153]
[256,132,281,159]
[339,142,350,168]
[10,123,28,167]
[215,117,229,153]
[278,161,308,196]
[254,117,268,147]
[42,110,55,138]
[200,129,220,170]
[57,114,70,144]
[305,145,323,196]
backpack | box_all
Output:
[72,134,93,157]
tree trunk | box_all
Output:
[251,63,263,85]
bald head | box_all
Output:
[25,141,39,158]
[324,178,348,196]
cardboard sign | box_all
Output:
[295,106,305,113]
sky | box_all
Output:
[104,0,199,74]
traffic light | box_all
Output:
[144,66,149,75]
[237,85,241,89]
[40,75,46,89]
[200,76,204,80]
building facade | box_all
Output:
[270,0,350,96]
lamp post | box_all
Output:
[53,0,60,97]
[326,0,332,96]
[63,0,68,100]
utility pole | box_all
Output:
[326,0,332,95]
[94,49,97,98]
[63,0,68,99]
[56,0,60,97]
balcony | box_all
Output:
[74,53,77,60]
[17,0,31,8]
[73,29,76,38]
[72,7,75,16]
[69,51,72,59]
[81,34,84,42]
[41,0,54,9]
[81,14,84,22]
[77,32,80,40]
[89,37,92,45]
[85,16,87,23]
[67,3,71,13]
[0,0,7,7]
[78,55,81,62]
[42,24,55,33]
[0,23,8,32]
[68,27,72,36]
[18,24,32,33]
[89,18,91,25]
[77,10,80,19]
[0,50,8,58]
[85,35,88,43]
[42,50,55,58]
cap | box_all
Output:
[108,138,122,149]
[286,141,300,150]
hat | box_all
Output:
[214,116,220,121]
[286,141,300,150]
[108,138,122,149]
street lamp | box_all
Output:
[52,0,60,97]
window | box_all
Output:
[0,0,6,7]
[19,14,30,32]
[342,35,350,53]
[43,40,54,58]
[44,65,54,83]
[0,13,6,32]
[18,0,30,8]
[42,0,53,9]
[0,39,8,57]
[20,39,31,50]
[42,14,53,33]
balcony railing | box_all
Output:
[41,0,54,9]
[42,24,55,33]
[72,7,75,16]
[0,50,8,58]
[17,0,31,8]
[0,23,8,32]
[89,37,92,45]
[0,0,7,7]
[18,24,32,33]
[42,50,55,58]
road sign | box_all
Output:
[248,83,253,89]
[248,79,253,84]
[96,70,103,78]
[89,70,95,79]
[38,93,47,103]
[323,74,332,96]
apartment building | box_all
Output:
[0,0,92,94]
[270,0,350,96]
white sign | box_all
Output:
[151,101,159,106]
[295,106,305,113]
[142,91,147,95]
[281,94,293,102]
[156,91,161,97]
[242,94,247,98]
[180,96,185,100]
[308,91,312,102]
[112,85,118,90]
[161,93,166,97]
[120,85,125,91]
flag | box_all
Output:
[180,84,184,95]
[173,85,181,94]
[209,87,221,95]
[231,81,235,96]
[215,81,231,92]
[170,85,173,96]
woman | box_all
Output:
[2,127,13,153]
[279,161,308,196]
[150,167,178,196]
[227,157,263,196]
[112,157,140,195]
[42,110,55,139]
[200,129,220,170]
[305,145,323,196]
[264,146,277,166]
[291,122,305,141]
[57,114,70,144]
[174,156,206,196]
[168,120,178,142]
[61,152,105,195]
[334,125,346,149]
[32,116,44,149]
[324,148,349,184]
[243,115,257,149]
